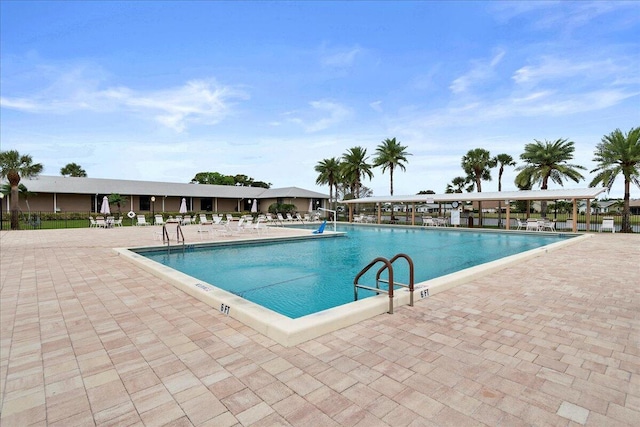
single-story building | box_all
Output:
[1,175,329,215]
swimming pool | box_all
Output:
[135,225,576,319]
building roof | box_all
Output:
[341,187,609,204]
[15,176,328,199]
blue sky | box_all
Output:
[1,1,639,199]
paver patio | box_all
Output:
[1,226,638,426]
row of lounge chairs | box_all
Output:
[89,216,122,228]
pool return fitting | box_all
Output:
[353,253,414,314]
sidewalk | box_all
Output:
[1,227,638,426]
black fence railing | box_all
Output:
[1,210,638,232]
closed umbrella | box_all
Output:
[251,199,257,213]
[100,196,110,215]
[308,199,313,212]
[179,198,188,214]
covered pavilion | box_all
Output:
[341,187,609,232]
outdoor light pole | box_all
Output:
[151,196,156,224]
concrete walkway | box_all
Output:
[1,226,638,426]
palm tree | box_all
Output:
[494,153,516,227]
[515,138,585,217]
[108,193,128,217]
[0,150,43,230]
[315,157,342,211]
[341,147,374,200]
[373,138,411,196]
[589,127,640,233]
[60,162,87,177]
[445,176,472,194]
[461,148,495,226]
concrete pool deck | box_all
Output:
[1,226,638,426]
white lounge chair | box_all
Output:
[515,219,526,230]
[525,218,540,231]
[89,217,98,228]
[600,217,615,233]
[422,216,434,226]
[154,214,164,226]
[136,215,149,226]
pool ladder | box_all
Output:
[354,253,414,314]
[162,223,185,253]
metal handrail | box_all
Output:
[354,253,415,314]
[354,257,394,313]
[163,223,185,253]
[375,253,415,307]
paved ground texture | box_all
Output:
[1,226,638,426]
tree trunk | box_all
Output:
[622,179,631,233]
[10,183,19,230]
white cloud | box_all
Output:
[0,65,248,132]
[369,100,383,112]
[512,57,622,85]
[449,49,506,94]
[320,45,363,67]
[285,100,352,133]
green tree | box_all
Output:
[341,146,374,200]
[108,193,128,216]
[445,176,472,193]
[461,148,495,225]
[589,127,640,233]
[0,150,43,230]
[494,153,516,227]
[191,172,235,185]
[373,137,411,196]
[60,162,87,177]
[515,138,585,217]
[315,157,342,211]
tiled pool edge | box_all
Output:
[115,231,589,347]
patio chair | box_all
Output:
[95,216,107,228]
[526,218,541,231]
[154,214,164,226]
[600,217,615,233]
[136,215,149,226]
[89,217,98,228]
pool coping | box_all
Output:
[115,227,590,347]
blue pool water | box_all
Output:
[139,225,573,318]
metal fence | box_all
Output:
[2,210,638,232]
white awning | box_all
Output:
[341,187,608,204]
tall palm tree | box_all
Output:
[60,162,87,177]
[0,150,43,230]
[461,148,495,226]
[341,146,374,200]
[494,153,516,227]
[373,137,411,196]
[589,127,640,233]
[515,138,585,217]
[445,176,472,193]
[315,157,342,211]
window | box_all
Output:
[139,196,150,211]
[200,198,213,211]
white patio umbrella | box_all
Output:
[251,199,257,213]
[100,196,110,215]
[179,198,188,214]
